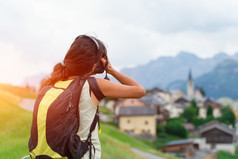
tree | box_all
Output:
[207,105,213,117]
[182,100,199,122]
[218,106,236,127]
[190,100,199,115]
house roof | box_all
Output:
[119,106,157,116]
[166,139,193,146]
[141,94,166,106]
[198,120,235,136]
[116,98,147,107]
[147,87,171,95]
[175,97,189,104]
[204,98,222,109]
[184,123,195,130]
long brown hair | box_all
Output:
[40,35,107,90]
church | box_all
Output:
[186,70,222,118]
[187,69,204,101]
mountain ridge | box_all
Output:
[167,59,238,100]
[121,52,238,88]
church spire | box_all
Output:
[188,69,192,81]
[187,69,194,98]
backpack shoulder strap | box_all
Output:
[87,77,105,101]
[86,106,99,141]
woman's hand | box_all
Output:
[100,58,114,75]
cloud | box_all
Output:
[1,0,238,85]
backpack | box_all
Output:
[28,76,100,159]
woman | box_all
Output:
[30,35,146,159]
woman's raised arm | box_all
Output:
[96,58,146,98]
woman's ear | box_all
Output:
[92,63,97,72]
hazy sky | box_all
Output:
[1,0,238,85]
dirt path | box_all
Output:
[131,148,165,159]
[19,98,35,112]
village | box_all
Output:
[99,71,238,159]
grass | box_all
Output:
[0,84,37,99]
[99,106,113,115]
[0,86,33,159]
[100,123,178,159]
[0,84,177,159]
[154,132,185,150]
[217,151,237,159]
[217,145,238,159]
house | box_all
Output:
[162,97,190,118]
[118,106,157,137]
[199,98,222,118]
[184,123,196,133]
[194,88,204,102]
[141,94,169,125]
[170,90,186,102]
[164,103,184,118]
[198,120,236,154]
[147,88,172,104]
[174,97,190,108]
[141,94,166,107]
[162,139,197,158]
[114,98,146,116]
[204,98,222,118]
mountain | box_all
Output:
[167,59,238,100]
[121,52,237,88]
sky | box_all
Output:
[1,0,238,85]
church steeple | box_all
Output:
[188,69,192,81]
[187,69,194,98]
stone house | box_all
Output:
[118,106,157,137]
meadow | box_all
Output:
[0,84,176,159]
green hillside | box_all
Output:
[0,84,175,159]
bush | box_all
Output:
[157,125,165,134]
[218,106,236,127]
[165,121,188,138]
[191,116,214,127]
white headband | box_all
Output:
[88,36,99,49]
